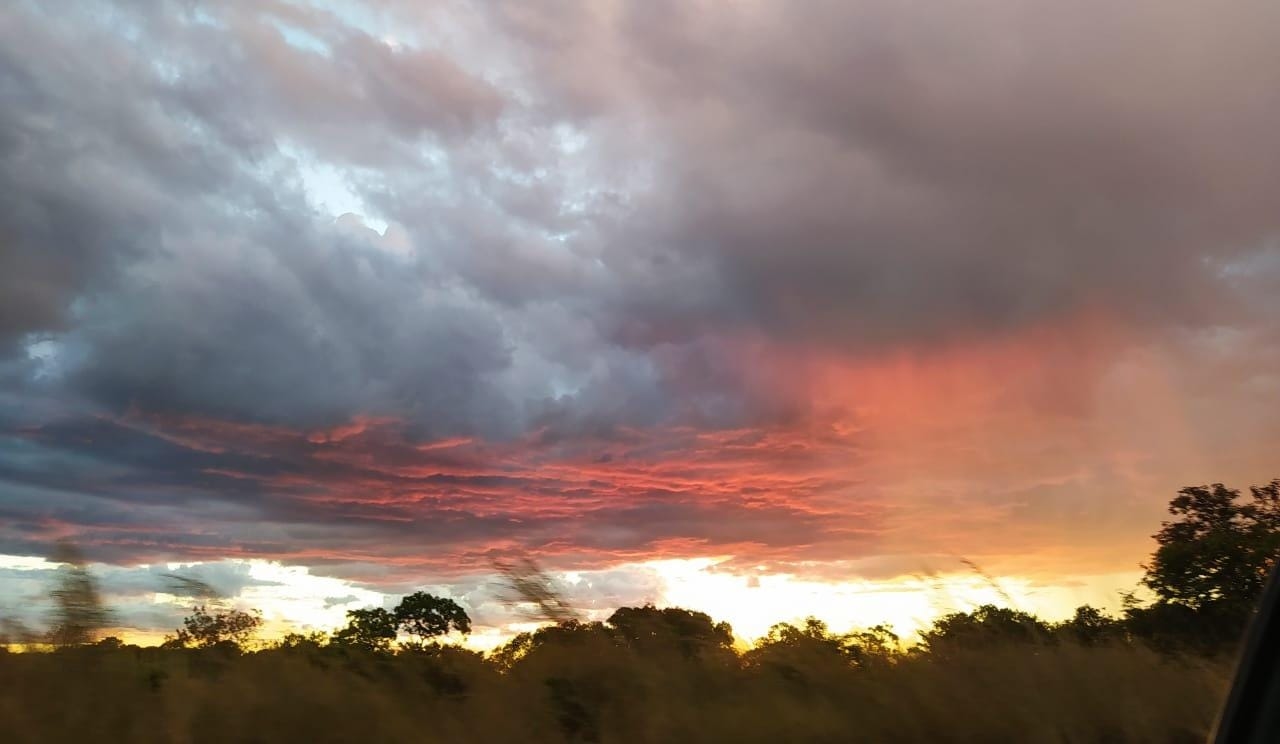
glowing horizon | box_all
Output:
[2,552,1142,651]
[1,1,1278,651]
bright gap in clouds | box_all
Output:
[630,558,1139,643]
[1,554,1139,650]
[283,144,390,233]
[145,560,388,643]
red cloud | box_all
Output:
[8,310,1277,590]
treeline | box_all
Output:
[0,479,1276,742]
[0,597,1235,743]
[14,478,1276,658]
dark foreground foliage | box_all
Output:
[3,479,1274,743]
[0,628,1233,744]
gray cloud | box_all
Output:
[0,557,284,635]
[493,0,1280,350]
[0,0,1278,593]
[7,0,1275,436]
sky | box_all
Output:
[1,0,1279,648]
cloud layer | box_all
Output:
[1,0,1279,623]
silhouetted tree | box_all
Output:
[1143,481,1280,611]
[490,619,633,743]
[276,630,329,651]
[393,592,471,647]
[844,624,902,667]
[0,616,37,650]
[1121,596,1224,653]
[490,631,535,670]
[164,605,263,650]
[606,605,734,660]
[47,542,111,647]
[747,617,851,688]
[921,604,1051,653]
[748,618,900,676]
[1126,479,1280,651]
[331,607,398,651]
[490,620,611,670]
[1055,605,1124,646]
[758,617,841,647]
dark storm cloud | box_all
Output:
[0,30,152,349]
[1,0,1279,590]
[0,1,524,437]
[4,0,1280,434]
[488,0,1280,349]
[0,0,745,443]
[0,410,862,571]
[69,218,516,435]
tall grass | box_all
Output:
[0,636,1231,743]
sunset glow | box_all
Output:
[1,0,1279,647]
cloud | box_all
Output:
[492,0,1280,349]
[0,556,285,635]
[0,0,1277,610]
[0,412,867,576]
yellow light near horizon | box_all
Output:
[636,558,1141,644]
[241,561,385,632]
[140,560,391,646]
[0,553,1143,652]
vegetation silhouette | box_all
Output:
[0,478,1276,742]
[394,591,471,647]
[162,606,264,650]
[46,541,112,648]
[494,554,582,625]
[331,606,399,651]
[1124,480,1280,653]
[331,592,472,652]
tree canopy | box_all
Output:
[332,607,399,651]
[1054,605,1124,646]
[920,604,1052,652]
[606,605,734,660]
[165,606,263,650]
[394,592,471,645]
[1120,479,1280,651]
[1142,481,1280,611]
[746,617,900,686]
[332,593,472,652]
